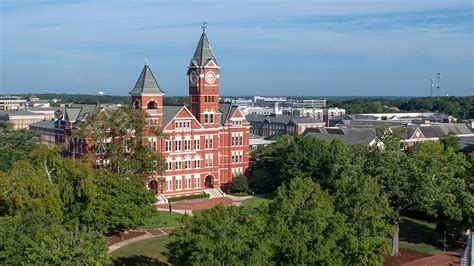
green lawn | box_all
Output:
[138,211,183,229]
[399,217,443,255]
[112,235,170,265]
[242,194,274,208]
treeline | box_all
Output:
[8,93,189,106]
[328,96,474,119]
[168,133,473,264]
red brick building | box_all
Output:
[30,30,250,199]
[135,30,250,197]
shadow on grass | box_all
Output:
[400,218,441,248]
[113,255,167,266]
[253,193,274,200]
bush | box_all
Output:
[168,194,209,203]
[231,175,249,193]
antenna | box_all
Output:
[145,58,148,66]
[201,21,207,33]
[436,72,441,100]
[430,78,434,97]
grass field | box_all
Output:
[138,211,183,229]
[112,235,170,265]
[242,194,274,208]
[399,217,443,255]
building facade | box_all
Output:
[0,96,27,110]
[131,30,250,197]
[246,114,325,138]
[0,110,46,130]
[30,30,250,199]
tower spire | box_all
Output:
[201,21,207,33]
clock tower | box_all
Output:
[188,27,220,128]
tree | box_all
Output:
[440,132,460,151]
[2,145,158,232]
[0,126,39,172]
[332,174,393,263]
[0,160,63,219]
[75,106,165,176]
[249,136,346,191]
[0,212,110,264]
[230,175,249,193]
[168,205,270,265]
[88,172,156,232]
[266,177,347,264]
[337,140,473,255]
[169,177,393,264]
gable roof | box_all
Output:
[190,33,218,68]
[162,105,186,128]
[129,64,165,95]
[219,102,238,125]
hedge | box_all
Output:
[168,193,210,203]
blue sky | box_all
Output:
[1,0,473,96]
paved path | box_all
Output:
[108,227,175,253]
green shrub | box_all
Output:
[168,194,209,203]
[231,175,249,193]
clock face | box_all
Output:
[190,71,197,84]
[205,71,216,84]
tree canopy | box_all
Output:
[168,177,393,265]
[250,134,473,256]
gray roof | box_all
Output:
[29,120,56,130]
[59,104,97,123]
[219,102,238,125]
[160,103,241,129]
[129,64,165,95]
[459,136,474,153]
[162,105,186,127]
[304,127,378,145]
[409,124,473,139]
[0,110,44,117]
[246,114,323,125]
[190,33,217,67]
[427,113,451,120]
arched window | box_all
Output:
[147,101,157,109]
[133,100,141,109]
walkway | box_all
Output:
[107,227,175,253]
[156,197,235,212]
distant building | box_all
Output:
[0,96,27,110]
[323,107,346,126]
[304,127,383,147]
[288,98,327,108]
[253,96,287,107]
[0,110,46,130]
[246,114,325,138]
[29,120,59,146]
[305,123,473,148]
[403,123,474,146]
[28,107,58,120]
[249,133,276,151]
[240,106,275,116]
[330,112,456,127]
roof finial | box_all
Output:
[145,58,148,66]
[201,21,207,33]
